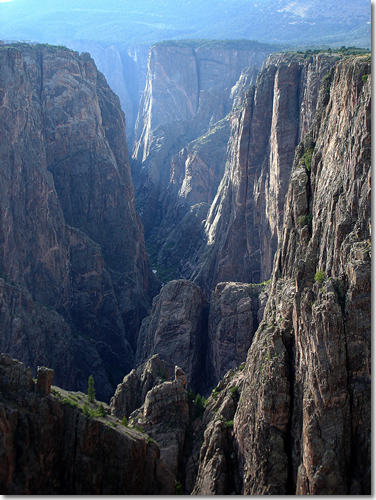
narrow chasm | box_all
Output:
[281,326,297,494]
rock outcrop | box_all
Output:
[192,54,371,495]
[0,353,175,494]
[192,368,243,495]
[128,365,189,476]
[136,280,208,391]
[110,354,169,420]
[188,52,340,292]
[133,277,269,398]
[206,281,267,385]
[64,41,149,143]
[0,43,156,400]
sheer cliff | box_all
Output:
[0,43,156,401]
[187,52,340,292]
[0,46,370,495]
[131,41,275,247]
[63,41,149,144]
[192,54,371,495]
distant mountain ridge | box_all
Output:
[0,0,371,49]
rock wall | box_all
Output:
[131,42,272,241]
[110,354,169,420]
[0,43,156,401]
[128,365,189,476]
[0,353,174,495]
[192,54,371,495]
[134,279,266,395]
[64,41,149,143]
[136,280,208,391]
[206,281,267,385]
[188,52,339,292]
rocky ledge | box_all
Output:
[0,353,174,494]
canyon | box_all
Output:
[0,43,157,402]
[0,40,371,495]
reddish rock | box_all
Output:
[110,354,169,420]
[206,281,267,384]
[0,354,175,495]
[128,365,189,476]
[189,53,339,292]
[191,54,371,496]
[36,366,54,396]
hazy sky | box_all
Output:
[0,0,371,48]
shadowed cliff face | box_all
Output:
[131,43,272,245]
[0,43,156,401]
[188,53,340,292]
[0,354,175,495]
[63,41,149,144]
[192,55,371,495]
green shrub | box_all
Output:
[83,401,89,415]
[121,416,128,427]
[211,386,220,400]
[362,74,369,83]
[225,420,234,428]
[314,270,325,284]
[62,398,78,408]
[297,212,313,231]
[300,147,314,172]
[194,394,207,419]
[230,386,240,402]
[174,481,184,495]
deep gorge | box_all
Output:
[0,40,371,494]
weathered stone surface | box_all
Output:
[191,54,371,496]
[36,366,54,396]
[110,354,169,420]
[0,354,175,495]
[64,41,149,143]
[131,42,272,244]
[0,43,156,401]
[136,280,208,391]
[192,369,243,495]
[206,281,267,385]
[128,366,189,476]
[188,53,339,292]
[155,117,230,279]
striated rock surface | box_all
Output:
[110,354,169,420]
[0,353,175,495]
[206,281,267,385]
[188,52,339,292]
[136,280,207,391]
[128,365,189,476]
[155,116,231,279]
[192,54,371,495]
[0,43,156,400]
[192,368,243,495]
[131,42,272,242]
[65,41,149,143]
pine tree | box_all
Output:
[98,402,106,417]
[88,374,95,402]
